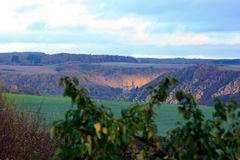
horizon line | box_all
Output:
[0,51,240,60]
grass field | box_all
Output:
[5,93,214,135]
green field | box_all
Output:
[5,93,214,135]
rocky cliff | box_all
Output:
[128,64,240,105]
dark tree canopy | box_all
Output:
[11,55,20,64]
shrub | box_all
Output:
[164,91,240,159]
[0,92,57,160]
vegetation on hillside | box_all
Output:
[51,77,240,160]
[0,52,138,65]
[1,52,240,65]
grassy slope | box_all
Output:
[5,93,214,135]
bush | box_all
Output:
[0,92,57,160]
[164,91,240,159]
[51,77,240,160]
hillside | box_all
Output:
[0,71,123,99]
[0,62,177,99]
[128,64,240,105]
[0,52,240,104]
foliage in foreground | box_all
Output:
[0,90,58,160]
[51,77,240,160]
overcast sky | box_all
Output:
[0,0,240,58]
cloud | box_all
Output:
[0,42,114,54]
[90,0,240,32]
[1,42,240,59]
[28,21,47,31]
[16,4,41,13]
[0,0,239,58]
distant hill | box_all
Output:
[0,52,138,65]
[1,52,240,65]
[137,58,240,65]
[128,64,240,106]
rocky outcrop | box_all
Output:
[213,77,240,97]
[129,64,240,106]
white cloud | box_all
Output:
[0,0,240,49]
[121,30,240,46]
[0,42,113,53]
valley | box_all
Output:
[0,52,240,106]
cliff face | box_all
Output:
[213,78,240,96]
[90,73,162,88]
[129,64,240,105]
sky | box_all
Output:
[0,0,240,59]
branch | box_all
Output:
[133,135,167,158]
